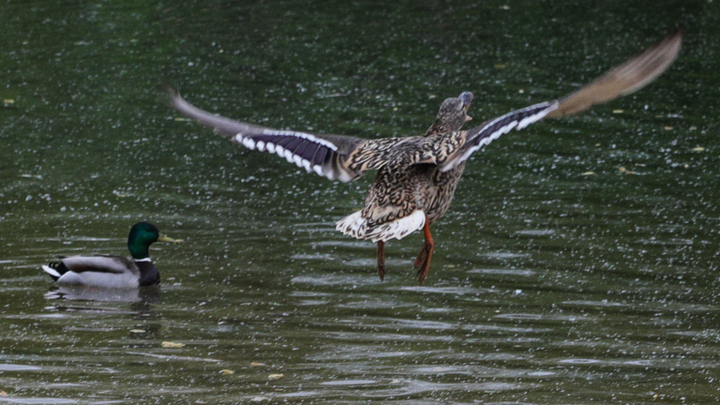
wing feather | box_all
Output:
[440,102,557,172]
[60,255,135,275]
[169,92,368,182]
[546,29,682,118]
[439,29,682,171]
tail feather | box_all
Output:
[42,264,63,281]
[336,210,426,243]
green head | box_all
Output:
[425,91,474,136]
[127,222,177,259]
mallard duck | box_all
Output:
[42,222,178,288]
[169,30,681,285]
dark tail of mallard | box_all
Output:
[42,261,67,281]
[546,29,683,118]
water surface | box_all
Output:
[1,1,719,404]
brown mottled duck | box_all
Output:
[169,30,681,285]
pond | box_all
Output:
[1,0,719,403]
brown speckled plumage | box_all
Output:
[169,30,681,285]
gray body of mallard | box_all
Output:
[169,30,681,285]
[42,222,177,288]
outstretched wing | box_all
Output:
[546,28,683,118]
[439,29,683,172]
[439,101,558,172]
[170,93,415,182]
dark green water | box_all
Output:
[2,0,719,403]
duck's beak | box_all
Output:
[158,234,182,243]
[460,91,473,121]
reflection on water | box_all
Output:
[44,285,160,303]
[1,0,718,403]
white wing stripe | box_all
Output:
[239,134,337,181]
[283,149,294,163]
[241,136,256,150]
[274,145,285,160]
[261,129,338,151]
[517,103,555,130]
[441,101,558,172]
[233,130,343,182]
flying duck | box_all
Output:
[169,30,681,285]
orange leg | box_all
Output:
[377,240,386,281]
[414,216,434,285]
